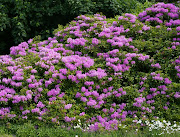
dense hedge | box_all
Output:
[0,0,150,55]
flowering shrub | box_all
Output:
[0,2,180,132]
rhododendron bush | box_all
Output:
[0,2,180,131]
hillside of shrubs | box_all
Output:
[0,1,180,134]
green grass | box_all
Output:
[0,135,13,137]
[0,122,179,137]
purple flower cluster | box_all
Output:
[62,55,94,70]
[10,42,29,56]
[151,63,161,69]
[67,38,87,48]
[119,13,137,23]
[138,2,180,26]
[174,56,180,78]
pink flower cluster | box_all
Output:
[62,55,94,70]
[138,2,180,26]
[174,56,180,78]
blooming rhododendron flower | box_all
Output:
[64,104,72,109]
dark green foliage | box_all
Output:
[0,0,149,55]
[92,0,137,18]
